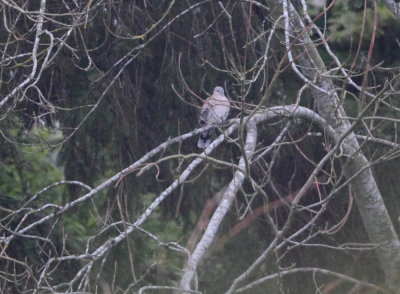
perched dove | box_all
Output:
[197,86,230,149]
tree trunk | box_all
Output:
[266,0,400,290]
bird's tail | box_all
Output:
[197,130,211,149]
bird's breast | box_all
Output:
[207,98,230,123]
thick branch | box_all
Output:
[179,104,340,291]
[267,0,400,290]
[180,118,258,291]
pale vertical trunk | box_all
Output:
[266,0,400,290]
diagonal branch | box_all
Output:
[266,0,400,290]
[180,118,258,291]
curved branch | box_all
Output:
[180,118,258,291]
[266,1,400,290]
[179,104,338,291]
[235,267,383,293]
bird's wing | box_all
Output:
[198,107,210,126]
[198,89,230,126]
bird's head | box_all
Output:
[214,86,224,95]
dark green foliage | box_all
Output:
[1,0,400,293]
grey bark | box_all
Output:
[266,0,400,290]
[180,119,258,291]
[384,0,400,21]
